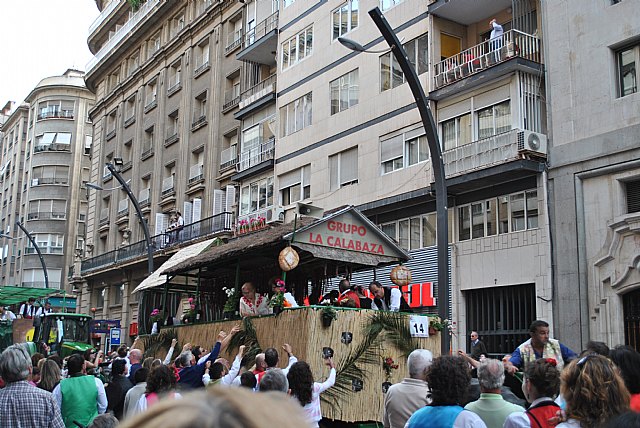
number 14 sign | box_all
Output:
[409,315,430,338]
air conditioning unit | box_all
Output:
[517,130,548,156]
[267,206,285,224]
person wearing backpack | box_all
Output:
[504,358,560,428]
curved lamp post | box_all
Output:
[339,7,450,355]
[16,221,50,289]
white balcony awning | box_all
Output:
[132,238,215,293]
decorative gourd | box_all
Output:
[278,246,299,272]
[390,265,412,287]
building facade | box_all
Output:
[80,0,639,353]
[0,69,94,298]
[544,0,640,351]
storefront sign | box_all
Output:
[90,319,121,334]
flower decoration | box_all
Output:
[222,287,240,313]
[382,356,399,381]
[544,358,557,367]
[237,219,249,233]
[429,317,451,332]
[149,308,162,324]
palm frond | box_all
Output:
[141,328,178,359]
[367,311,420,357]
[227,318,262,369]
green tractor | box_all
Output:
[31,313,94,358]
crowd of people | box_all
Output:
[0,323,335,428]
[2,316,640,428]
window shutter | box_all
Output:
[302,164,311,187]
[155,213,169,235]
[380,135,403,163]
[329,154,339,191]
[192,198,202,222]
[340,147,358,184]
[224,185,236,213]
[279,168,301,189]
[56,133,72,144]
[627,180,640,213]
[213,189,225,215]
[183,201,193,225]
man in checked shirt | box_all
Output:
[0,344,64,428]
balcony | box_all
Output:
[37,110,74,120]
[194,59,210,77]
[31,177,69,186]
[161,176,175,199]
[88,0,120,35]
[233,137,275,181]
[431,30,542,98]
[22,281,61,289]
[25,246,63,255]
[102,165,112,181]
[237,11,279,65]
[33,144,71,153]
[188,164,204,185]
[220,145,237,171]
[191,115,207,131]
[235,74,276,119]
[98,208,110,229]
[225,29,243,55]
[223,88,241,112]
[105,129,117,141]
[27,212,66,221]
[81,212,235,274]
[164,132,179,147]
[117,199,129,218]
[87,0,161,74]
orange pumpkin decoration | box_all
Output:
[278,246,299,272]
[390,265,412,287]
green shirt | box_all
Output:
[464,393,524,428]
[59,375,98,428]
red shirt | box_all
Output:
[338,290,361,308]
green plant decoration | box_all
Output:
[228,317,262,368]
[128,0,142,10]
[140,328,177,359]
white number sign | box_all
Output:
[409,315,430,338]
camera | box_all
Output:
[322,347,334,359]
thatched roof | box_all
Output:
[165,218,315,275]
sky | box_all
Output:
[0,0,98,106]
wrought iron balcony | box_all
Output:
[237,11,279,65]
[236,137,275,173]
[225,29,243,54]
[239,74,276,110]
[81,212,235,274]
[220,145,237,171]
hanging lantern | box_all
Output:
[390,265,412,287]
[279,246,299,272]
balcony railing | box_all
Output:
[117,199,129,217]
[161,176,175,197]
[99,208,110,226]
[442,129,534,178]
[31,177,69,186]
[88,0,120,35]
[223,88,241,110]
[240,74,276,104]
[244,11,278,48]
[220,145,237,170]
[191,115,207,130]
[25,246,64,255]
[138,188,151,207]
[22,281,61,289]
[34,144,70,153]
[141,148,154,160]
[194,58,210,76]
[27,212,66,221]
[37,110,74,120]
[225,29,243,54]
[164,132,179,147]
[81,212,234,274]
[237,137,275,172]
[87,0,160,73]
[188,164,204,184]
[433,30,541,90]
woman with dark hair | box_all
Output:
[406,355,486,428]
[556,354,629,427]
[287,357,336,428]
[38,358,62,392]
[134,364,181,414]
[609,345,640,412]
[504,358,561,427]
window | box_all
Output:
[84,135,92,155]
[168,61,182,94]
[280,92,312,136]
[380,129,428,173]
[145,79,158,108]
[193,91,208,128]
[617,45,638,97]
[380,34,428,91]
[282,26,313,70]
[96,288,105,308]
[37,100,74,120]
[106,109,117,140]
[457,190,538,241]
[108,68,120,91]
[280,165,311,205]
[194,39,210,74]
[380,0,404,10]
[239,176,274,215]
[441,114,471,151]
[166,110,179,145]
[124,95,136,126]
[170,12,185,39]
[332,0,359,40]
[380,212,440,250]
[283,0,295,6]
[28,234,64,255]
[626,179,640,213]
[143,126,154,156]
[27,200,66,220]
[477,100,511,140]
[329,146,358,191]
[330,69,359,115]
[34,133,72,152]
[31,165,69,185]
[147,32,161,59]
[127,50,140,76]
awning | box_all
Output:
[0,286,58,306]
[132,239,215,294]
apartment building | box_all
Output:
[544,0,640,350]
[0,69,93,299]
[80,0,245,335]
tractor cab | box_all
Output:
[37,313,93,357]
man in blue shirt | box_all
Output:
[505,320,576,374]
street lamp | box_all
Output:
[1,221,50,289]
[339,7,450,355]
[87,163,154,275]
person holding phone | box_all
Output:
[287,355,336,428]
